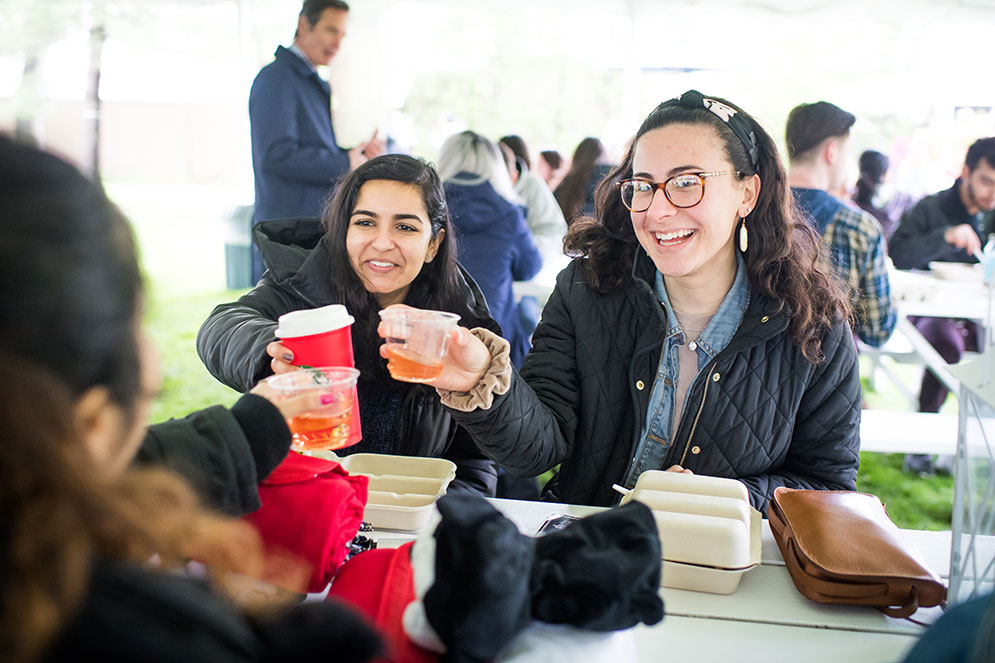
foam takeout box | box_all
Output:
[620,471,762,595]
[307,451,456,531]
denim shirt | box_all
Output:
[621,254,751,489]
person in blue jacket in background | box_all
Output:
[438,131,543,369]
[249,0,383,282]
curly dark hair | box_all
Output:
[563,93,851,363]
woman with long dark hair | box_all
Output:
[400,90,861,511]
[554,136,611,225]
[198,154,500,495]
[0,136,382,663]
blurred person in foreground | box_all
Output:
[785,100,896,348]
[249,0,384,282]
[0,135,383,663]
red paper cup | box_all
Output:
[276,305,362,446]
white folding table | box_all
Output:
[369,498,963,663]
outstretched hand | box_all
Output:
[944,223,982,255]
[250,379,326,421]
[376,304,493,392]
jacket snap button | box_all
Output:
[691,445,701,455]
[636,380,645,391]
[712,372,720,382]
[761,315,769,323]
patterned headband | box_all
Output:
[656,90,760,168]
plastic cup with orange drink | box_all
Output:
[265,366,361,451]
[275,304,363,447]
[378,308,460,383]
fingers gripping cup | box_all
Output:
[378,308,460,383]
[266,367,361,451]
[275,305,362,446]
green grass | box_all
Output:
[857,357,955,531]
[144,286,246,424]
[857,452,954,530]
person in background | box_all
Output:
[537,148,565,189]
[0,135,383,663]
[249,0,384,282]
[199,154,500,496]
[852,149,918,243]
[438,131,543,369]
[498,134,531,171]
[853,150,899,240]
[498,135,569,265]
[785,101,896,348]
[393,90,861,513]
[888,137,995,475]
[554,137,612,225]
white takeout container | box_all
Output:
[620,471,761,595]
[307,451,456,531]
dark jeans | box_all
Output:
[912,316,981,412]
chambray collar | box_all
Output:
[289,43,317,73]
[654,252,750,359]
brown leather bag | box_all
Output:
[767,487,946,618]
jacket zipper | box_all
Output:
[679,360,716,467]
[289,283,321,309]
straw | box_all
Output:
[611,483,633,497]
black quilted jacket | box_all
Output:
[196,218,501,496]
[448,250,861,511]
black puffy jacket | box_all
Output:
[448,250,861,511]
[196,218,500,496]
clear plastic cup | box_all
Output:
[275,305,362,446]
[378,308,460,383]
[266,366,361,451]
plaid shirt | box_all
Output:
[793,187,897,347]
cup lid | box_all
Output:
[276,304,355,338]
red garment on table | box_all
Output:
[329,543,439,663]
[244,452,368,593]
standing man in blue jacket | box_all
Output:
[249,0,383,282]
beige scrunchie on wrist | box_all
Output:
[436,327,513,412]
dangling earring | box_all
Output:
[739,210,751,252]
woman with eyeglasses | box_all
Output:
[389,90,861,511]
